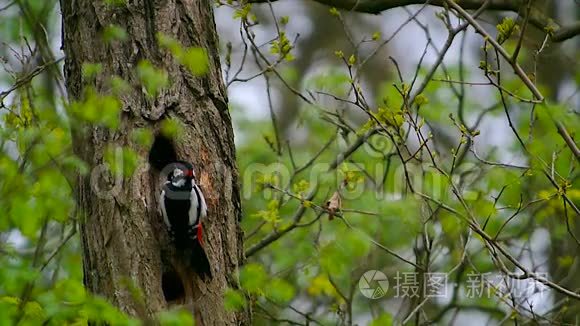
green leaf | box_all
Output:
[292,180,310,196]
[158,34,209,75]
[160,118,184,139]
[81,63,102,80]
[329,7,340,16]
[320,242,349,275]
[105,0,126,6]
[239,263,268,294]
[103,25,127,43]
[342,231,371,258]
[11,196,42,237]
[265,278,295,304]
[414,94,429,106]
[158,309,195,326]
[558,255,574,268]
[136,60,168,96]
[224,289,246,312]
[55,279,86,304]
[0,297,45,321]
[348,54,356,66]
[270,32,294,62]
[69,89,121,129]
[181,48,209,75]
[233,4,252,20]
[370,313,394,326]
[61,156,89,175]
[104,146,140,177]
[496,17,519,45]
[131,128,154,148]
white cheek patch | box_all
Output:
[172,178,186,187]
[173,168,184,177]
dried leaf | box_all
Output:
[325,191,342,221]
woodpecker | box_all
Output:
[160,161,212,279]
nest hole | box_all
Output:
[162,269,185,304]
[148,133,178,171]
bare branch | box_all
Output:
[248,0,579,43]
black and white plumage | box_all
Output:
[160,161,211,279]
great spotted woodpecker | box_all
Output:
[160,161,212,279]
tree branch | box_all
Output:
[249,0,522,14]
[443,0,580,162]
[444,0,543,101]
[248,0,579,43]
[551,21,580,43]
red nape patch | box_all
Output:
[186,169,193,177]
[197,223,203,245]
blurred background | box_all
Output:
[0,0,579,325]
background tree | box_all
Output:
[0,0,578,325]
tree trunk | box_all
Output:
[60,0,248,324]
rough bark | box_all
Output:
[60,0,248,324]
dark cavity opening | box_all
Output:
[148,133,177,171]
[162,269,185,303]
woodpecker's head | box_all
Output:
[168,161,196,188]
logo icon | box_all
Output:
[359,270,389,299]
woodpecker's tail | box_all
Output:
[190,223,212,279]
[191,239,212,280]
